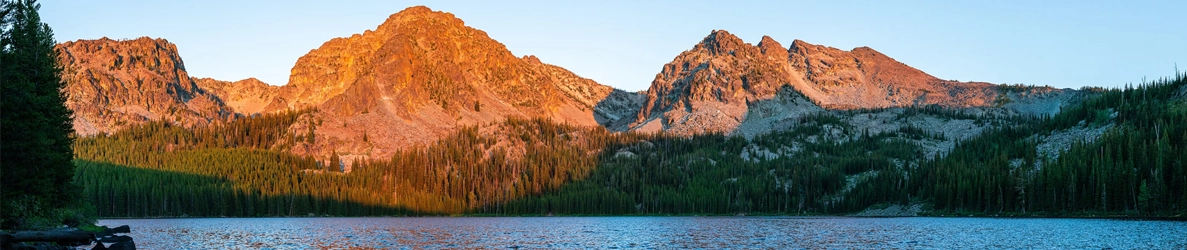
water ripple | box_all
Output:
[100,217,1187,249]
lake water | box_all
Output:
[99,217,1187,249]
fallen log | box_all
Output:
[2,230,94,245]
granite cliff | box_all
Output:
[56,6,1081,161]
[55,37,231,135]
[264,6,619,158]
[630,30,1076,136]
[192,77,278,115]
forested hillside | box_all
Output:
[913,72,1187,216]
[504,73,1186,216]
[74,112,645,216]
[72,73,1186,217]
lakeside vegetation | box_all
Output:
[6,0,1181,220]
[1,0,93,230]
[74,116,642,216]
[915,73,1187,217]
[68,73,1187,218]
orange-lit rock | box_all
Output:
[193,77,278,115]
[267,6,618,158]
[630,30,1050,136]
[55,37,232,135]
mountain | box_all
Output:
[59,5,1187,218]
[55,37,232,135]
[630,30,1079,136]
[264,6,620,159]
[630,31,820,135]
[52,7,629,160]
[192,77,278,115]
[54,6,1081,159]
[786,38,997,109]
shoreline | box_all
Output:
[94,214,1187,221]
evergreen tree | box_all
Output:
[0,0,83,229]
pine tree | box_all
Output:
[0,0,83,229]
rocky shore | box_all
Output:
[850,204,925,217]
[0,225,134,250]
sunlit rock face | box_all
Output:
[56,37,233,136]
[786,39,998,110]
[630,30,1072,136]
[56,6,1081,158]
[192,77,278,115]
[632,31,803,135]
[261,6,621,159]
[53,6,630,160]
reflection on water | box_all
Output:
[100,216,1187,249]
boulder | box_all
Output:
[111,225,130,234]
[98,235,132,243]
[108,240,135,250]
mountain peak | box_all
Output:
[237,77,266,85]
[522,55,542,64]
[261,7,618,158]
[699,30,746,56]
[634,32,1009,135]
[396,5,434,15]
[788,39,814,54]
[757,35,781,48]
[55,37,230,135]
[376,6,465,32]
[387,5,447,20]
[75,36,169,44]
[757,35,787,59]
[850,46,885,57]
[59,36,184,71]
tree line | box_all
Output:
[1,0,88,230]
[912,72,1187,216]
[70,72,1187,217]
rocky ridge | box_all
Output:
[55,37,232,135]
[55,6,1086,162]
[266,6,621,159]
[192,77,278,115]
[630,30,1077,136]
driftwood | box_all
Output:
[1,225,135,249]
[97,235,132,243]
[4,230,94,244]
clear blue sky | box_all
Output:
[42,0,1186,91]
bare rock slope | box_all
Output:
[56,7,1086,161]
[55,37,232,135]
[192,77,278,115]
[632,30,1076,136]
[267,6,621,158]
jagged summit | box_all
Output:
[55,37,231,135]
[53,6,626,160]
[192,77,278,115]
[258,5,618,158]
[631,30,795,135]
[757,35,788,59]
[55,9,1079,159]
[629,30,1038,135]
[376,6,470,31]
[697,30,749,56]
[787,37,1001,109]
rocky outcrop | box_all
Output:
[593,89,646,131]
[631,30,1069,136]
[787,39,999,109]
[270,6,623,158]
[55,7,1084,157]
[631,31,813,135]
[192,77,278,115]
[55,37,231,135]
